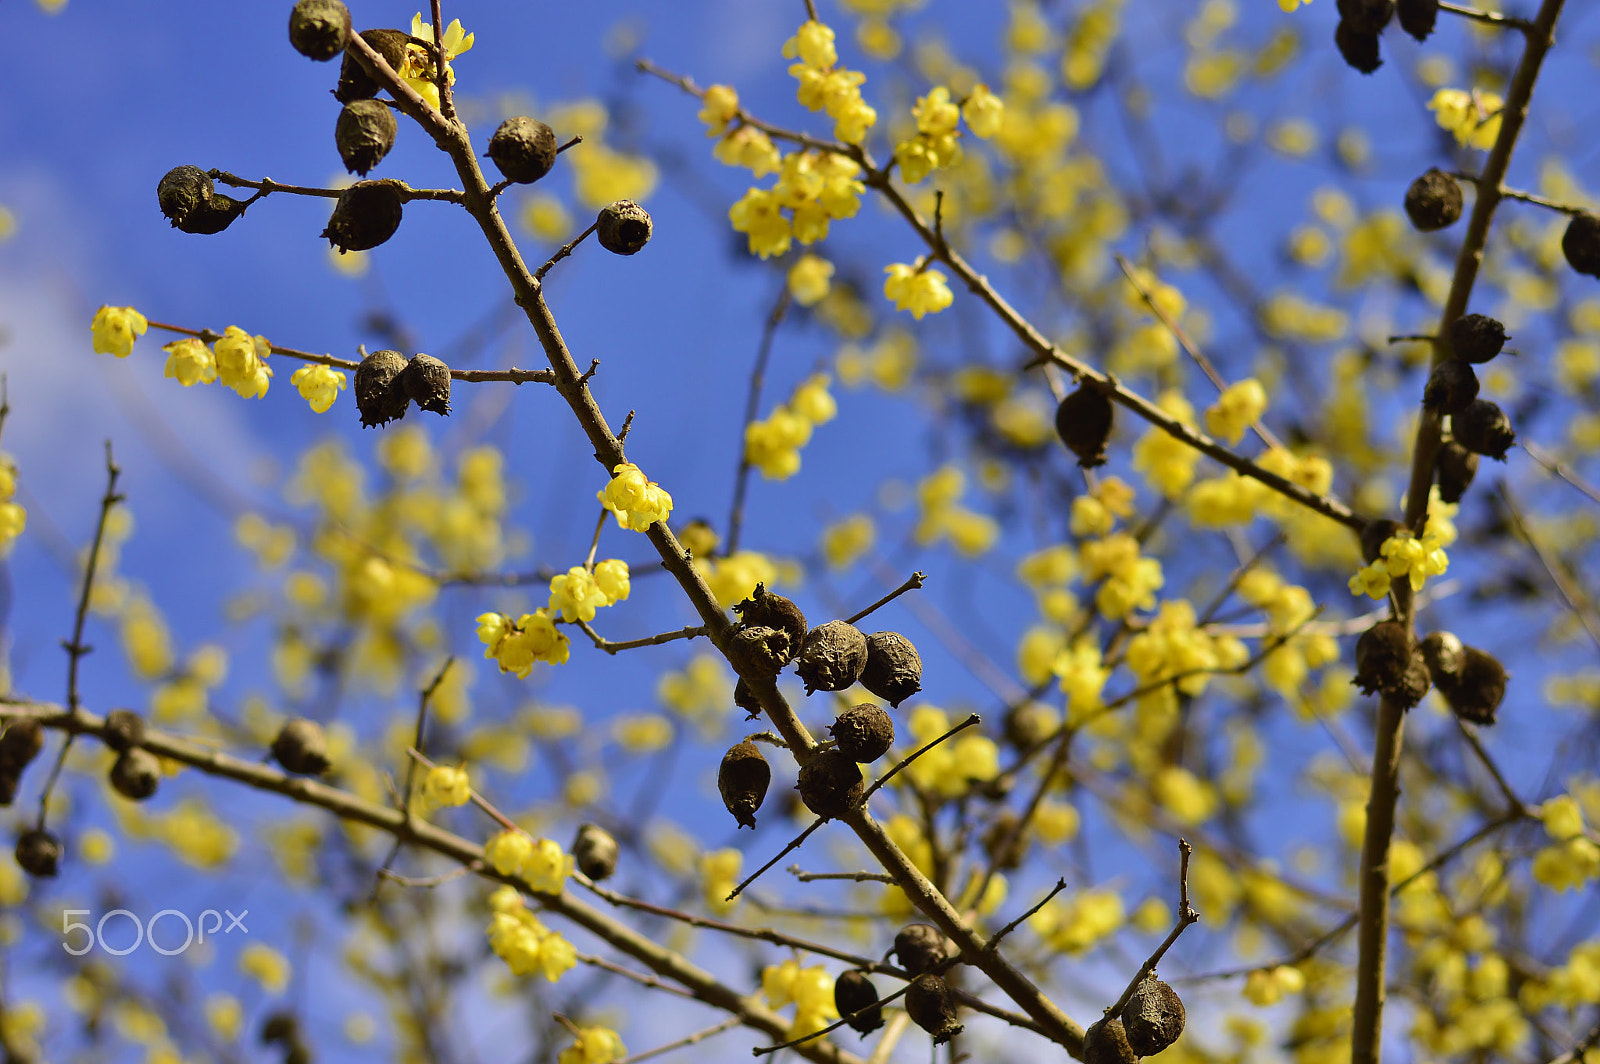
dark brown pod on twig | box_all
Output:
[597,200,653,255]
[1419,630,1464,683]
[323,180,403,253]
[726,626,792,677]
[1563,213,1600,278]
[1054,385,1113,468]
[982,809,1027,869]
[334,28,412,103]
[1004,702,1056,751]
[893,922,951,975]
[733,677,762,720]
[796,621,869,694]
[1422,359,1478,416]
[290,0,351,60]
[101,710,145,753]
[905,974,962,1045]
[1448,314,1509,364]
[336,99,398,175]
[861,631,922,708]
[1452,399,1515,461]
[796,749,864,820]
[15,828,59,878]
[1338,0,1394,32]
[487,118,559,185]
[0,719,44,770]
[1084,1017,1139,1064]
[1435,646,1508,725]
[572,823,618,880]
[1124,974,1187,1056]
[398,353,451,415]
[158,166,213,229]
[1334,21,1382,74]
[834,970,884,1036]
[109,748,161,802]
[830,703,894,763]
[1354,620,1431,709]
[732,585,807,665]
[353,348,410,428]
[1404,168,1461,230]
[1436,440,1479,504]
[260,1012,299,1045]
[717,740,770,829]
[1397,0,1438,39]
[272,718,331,776]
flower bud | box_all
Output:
[1123,974,1187,1056]
[336,99,398,176]
[272,718,331,776]
[1435,439,1479,504]
[323,179,404,252]
[1452,399,1515,461]
[795,749,864,820]
[1422,359,1479,416]
[1397,0,1438,39]
[15,828,59,878]
[1447,314,1508,364]
[335,28,412,103]
[486,118,559,185]
[354,349,411,428]
[572,822,619,880]
[732,585,807,665]
[894,922,952,975]
[1434,645,1507,725]
[834,969,884,1035]
[110,747,161,801]
[796,621,869,694]
[830,703,894,764]
[1404,168,1461,230]
[1354,620,1431,709]
[905,973,962,1045]
[860,631,922,708]
[1084,1017,1138,1064]
[1563,213,1600,278]
[1334,21,1382,74]
[596,200,653,255]
[1337,0,1395,32]
[289,0,351,61]
[1055,385,1113,468]
[101,709,146,753]
[717,740,771,829]
[398,353,451,415]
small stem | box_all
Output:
[1107,840,1199,1021]
[373,657,456,895]
[726,817,825,902]
[861,714,980,802]
[208,170,465,204]
[534,221,599,282]
[573,621,708,656]
[726,285,792,555]
[843,572,925,626]
[982,878,1067,954]
[584,507,609,570]
[1438,0,1535,32]
[558,134,583,154]
[621,1017,742,1064]
[787,866,898,885]
[1523,441,1600,508]
[753,984,911,1056]
[428,0,455,121]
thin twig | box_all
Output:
[209,171,465,203]
[428,0,455,121]
[621,1017,743,1064]
[754,985,911,1057]
[1498,483,1600,654]
[1523,441,1600,508]
[788,866,898,885]
[574,621,709,656]
[727,818,825,902]
[843,572,925,627]
[861,714,981,802]
[982,878,1068,955]
[1108,840,1199,1021]
[534,221,599,282]
[576,951,704,1003]
[1439,0,1536,32]
[374,657,456,896]
[377,865,475,888]
[726,286,792,556]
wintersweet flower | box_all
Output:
[520,837,574,894]
[420,764,471,809]
[558,1027,626,1064]
[1428,88,1503,150]
[289,365,345,413]
[962,85,1005,138]
[163,338,217,387]
[883,263,953,319]
[1347,529,1449,599]
[477,610,571,675]
[1205,378,1268,445]
[485,830,535,877]
[713,126,781,176]
[594,559,630,604]
[914,87,960,137]
[91,305,147,357]
[548,565,609,623]
[598,462,673,531]
[699,84,740,135]
[781,20,838,70]
[402,13,475,110]
[787,254,834,306]
[213,325,272,399]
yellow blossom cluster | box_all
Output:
[694,549,798,608]
[1532,796,1600,893]
[899,705,1001,798]
[820,513,875,569]
[785,20,877,143]
[914,465,999,556]
[1349,529,1449,599]
[894,86,963,185]
[476,611,571,675]
[547,561,629,623]
[1079,533,1163,619]
[399,13,474,111]
[486,886,577,981]
[1244,964,1307,1005]
[1054,638,1110,722]
[418,764,471,812]
[745,374,837,479]
[485,831,573,894]
[290,365,346,413]
[90,305,148,357]
[1126,599,1243,700]
[558,1026,626,1064]
[598,462,673,531]
[787,253,834,306]
[211,325,273,398]
[762,959,839,1041]
[0,457,26,551]
[1070,476,1136,537]
[1428,87,1504,150]
[882,262,954,319]
[1132,391,1203,498]
[729,150,865,259]
[1030,888,1123,953]
[1204,378,1267,446]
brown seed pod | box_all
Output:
[860,631,922,708]
[893,922,951,975]
[158,166,214,229]
[726,626,792,678]
[0,774,18,807]
[334,28,412,103]
[732,584,807,664]
[1563,213,1600,278]
[796,621,869,694]
[1123,974,1187,1056]
[1452,399,1515,461]
[1435,646,1508,725]
[1397,0,1439,39]
[981,809,1027,870]
[1448,314,1509,364]
[1419,630,1465,682]
[905,973,963,1045]
[0,718,44,770]
[1084,1017,1139,1064]
[1354,620,1431,709]
[1436,440,1479,504]
[398,353,451,415]
[830,703,894,763]
[1421,359,1479,416]
[289,0,351,60]
[323,179,404,253]
[336,99,398,176]
[1360,518,1401,565]
[1404,169,1461,231]
[353,348,411,428]
[718,740,771,829]
[596,200,653,255]
[795,749,864,820]
[260,1011,299,1045]
[15,828,59,878]
[1338,0,1395,32]
[1054,385,1113,468]
[487,118,559,185]
[100,709,146,754]
[109,748,161,802]
[1004,701,1056,751]
[1334,21,1382,74]
[834,969,884,1036]
[572,822,619,881]
[733,677,762,720]
[272,718,331,776]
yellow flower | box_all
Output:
[402,13,475,110]
[714,126,782,176]
[594,559,630,604]
[821,513,874,569]
[782,20,838,69]
[91,305,148,357]
[962,85,1005,138]
[914,87,960,137]
[787,254,835,306]
[699,84,740,135]
[162,338,216,387]
[485,830,535,877]
[420,764,471,809]
[212,326,272,399]
[883,263,954,319]
[1204,378,1267,445]
[598,462,673,531]
[239,944,291,995]
[558,1026,626,1064]
[1428,88,1503,150]
[289,365,345,413]
[548,566,609,623]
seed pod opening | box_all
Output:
[1452,399,1515,461]
[353,348,411,428]
[0,719,44,771]
[905,973,962,1045]
[1334,21,1382,73]
[1354,620,1431,709]
[717,740,771,829]
[830,703,894,764]
[733,677,762,720]
[1397,0,1439,39]
[398,353,451,415]
[1563,213,1600,278]
[1123,974,1187,1056]
[572,822,619,881]
[1421,359,1479,417]
[795,749,864,820]
[290,0,351,60]
[1419,630,1464,682]
[101,709,146,754]
[336,99,398,175]
[1054,385,1113,468]
[1447,314,1509,364]
[110,748,161,802]
[323,179,404,253]
[732,585,807,664]
[1435,440,1479,504]
[272,718,331,776]
[1337,0,1395,32]
[487,117,559,185]
[334,28,412,103]
[726,625,792,678]
[893,922,951,975]
[1084,1017,1139,1064]
[1403,168,1461,231]
[596,200,653,255]
[796,621,869,694]
[834,969,884,1036]
[1435,646,1507,725]
[860,631,922,707]
[157,166,215,229]
[15,828,59,878]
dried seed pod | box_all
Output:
[109,748,161,802]
[157,166,214,229]
[1084,1017,1139,1064]
[15,828,59,878]
[0,718,44,770]
[572,822,619,881]
[1452,399,1515,461]
[1334,21,1382,73]
[596,200,653,255]
[100,709,145,754]
[1004,701,1056,751]
[1448,314,1509,364]
[717,740,771,829]
[334,28,412,103]
[486,117,559,184]
[796,621,869,694]
[323,179,403,252]
[398,353,451,415]
[336,99,398,175]
[732,585,807,665]
[830,703,894,763]
[1562,213,1600,278]
[182,195,247,235]
[1361,518,1400,565]
[834,969,884,1035]
[1421,359,1479,416]
[1354,620,1431,709]
[795,749,864,820]
[726,626,792,677]
[982,809,1027,870]
[1397,0,1439,39]
[733,677,762,719]
[1435,646,1507,725]
[260,1011,299,1045]
[1054,385,1113,468]
[1419,630,1465,682]
[272,718,331,776]
[1338,0,1395,32]
[860,631,922,708]
[289,0,351,61]
[353,348,411,428]
[1404,168,1461,230]
[0,774,18,807]
[1436,440,1479,504]
[904,973,962,1045]
[893,922,951,975]
[1123,974,1187,1056]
